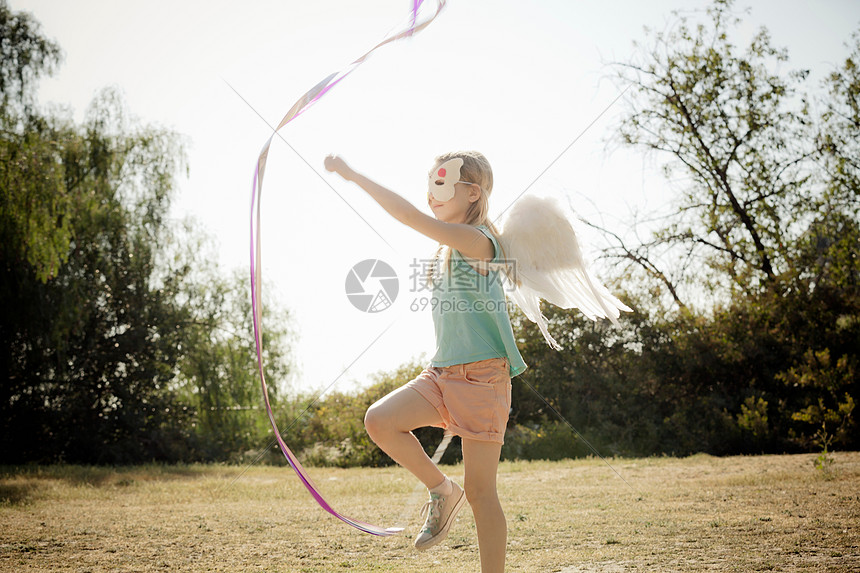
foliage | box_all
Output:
[1,0,857,467]
[292,359,448,468]
[610,0,825,302]
[0,1,67,282]
[501,419,590,461]
[0,85,193,462]
[167,225,296,461]
[0,2,296,464]
[0,2,61,109]
[496,4,858,457]
[0,5,195,462]
[817,30,860,218]
[561,0,858,456]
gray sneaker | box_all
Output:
[414,481,466,550]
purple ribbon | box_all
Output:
[250,0,447,536]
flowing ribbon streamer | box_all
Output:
[250,0,447,536]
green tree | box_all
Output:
[609,0,824,303]
[817,31,859,218]
[0,2,192,462]
[0,1,68,282]
[0,88,193,462]
[287,359,454,468]
[593,0,859,453]
[171,227,296,460]
[0,2,300,463]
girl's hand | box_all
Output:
[324,154,353,180]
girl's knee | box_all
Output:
[464,479,498,506]
[364,402,389,439]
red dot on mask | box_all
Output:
[437,168,446,177]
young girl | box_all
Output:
[325,150,525,573]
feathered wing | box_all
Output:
[492,195,632,350]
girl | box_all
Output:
[325,150,525,573]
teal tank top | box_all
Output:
[429,225,527,377]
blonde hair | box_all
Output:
[428,150,503,285]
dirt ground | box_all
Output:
[1,452,858,572]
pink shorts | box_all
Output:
[405,357,512,444]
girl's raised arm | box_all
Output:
[324,155,493,261]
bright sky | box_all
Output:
[11,0,860,399]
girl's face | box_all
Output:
[428,164,481,223]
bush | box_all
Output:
[502,420,591,461]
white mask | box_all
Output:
[428,157,471,202]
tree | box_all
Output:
[172,229,296,460]
[817,31,860,220]
[593,0,859,453]
[609,0,826,304]
[1,3,301,463]
[0,2,193,462]
[0,1,68,282]
[0,85,196,462]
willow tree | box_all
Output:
[0,2,192,462]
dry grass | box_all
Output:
[1,452,858,572]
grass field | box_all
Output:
[1,452,858,572]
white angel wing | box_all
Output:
[491,195,632,350]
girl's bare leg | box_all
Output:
[462,438,506,573]
[364,386,446,489]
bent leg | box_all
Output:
[365,385,446,489]
[463,438,506,573]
